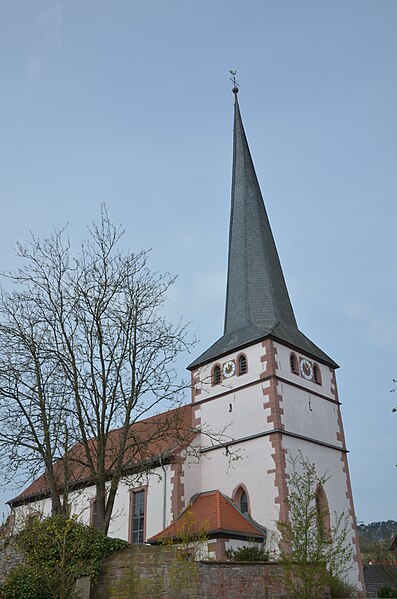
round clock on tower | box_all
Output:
[222,360,235,378]
[300,358,313,381]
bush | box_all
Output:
[378,587,397,598]
[328,575,359,598]
[0,516,129,599]
[225,544,270,562]
[0,565,50,599]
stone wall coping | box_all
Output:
[199,560,280,566]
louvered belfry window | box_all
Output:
[213,365,221,385]
[313,364,321,385]
[290,353,298,374]
[239,354,247,375]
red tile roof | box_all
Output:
[10,405,195,506]
[148,490,265,542]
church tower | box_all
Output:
[187,87,365,592]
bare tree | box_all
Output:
[0,208,192,533]
[0,289,72,516]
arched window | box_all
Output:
[290,352,298,375]
[316,484,331,542]
[212,364,221,386]
[240,490,248,514]
[313,364,322,385]
[238,354,248,376]
[233,485,250,515]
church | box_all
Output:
[8,87,365,592]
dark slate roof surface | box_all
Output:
[189,322,337,370]
[188,93,337,370]
[363,564,397,598]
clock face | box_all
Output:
[300,358,313,381]
[223,360,236,378]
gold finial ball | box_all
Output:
[232,86,239,94]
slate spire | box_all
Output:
[188,90,337,370]
[224,89,297,336]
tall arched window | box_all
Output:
[238,354,248,376]
[240,490,248,514]
[212,364,221,386]
[316,484,331,542]
[290,352,298,375]
[233,485,250,515]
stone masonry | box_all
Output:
[0,540,23,583]
[91,546,331,599]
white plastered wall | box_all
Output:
[199,436,279,549]
[192,342,265,401]
[273,341,334,396]
[12,464,174,542]
[193,341,272,447]
[283,435,362,590]
[274,342,362,591]
[191,340,283,548]
[182,439,203,505]
[12,497,53,531]
[280,381,342,446]
[198,381,273,446]
[109,465,172,541]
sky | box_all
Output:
[0,0,396,525]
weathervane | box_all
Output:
[229,70,239,94]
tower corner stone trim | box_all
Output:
[261,340,289,523]
[332,370,366,594]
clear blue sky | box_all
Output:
[0,0,396,524]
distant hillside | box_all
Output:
[358,520,397,552]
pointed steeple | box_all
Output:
[188,90,337,370]
[224,90,297,336]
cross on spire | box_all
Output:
[229,70,239,96]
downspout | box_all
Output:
[159,455,167,530]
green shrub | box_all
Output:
[0,565,50,599]
[0,516,129,599]
[328,575,358,598]
[378,587,397,598]
[225,544,270,562]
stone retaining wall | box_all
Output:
[0,540,335,598]
[0,540,23,583]
[91,545,330,599]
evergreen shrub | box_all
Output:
[225,544,270,562]
[328,575,358,598]
[378,587,397,598]
[0,516,128,599]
